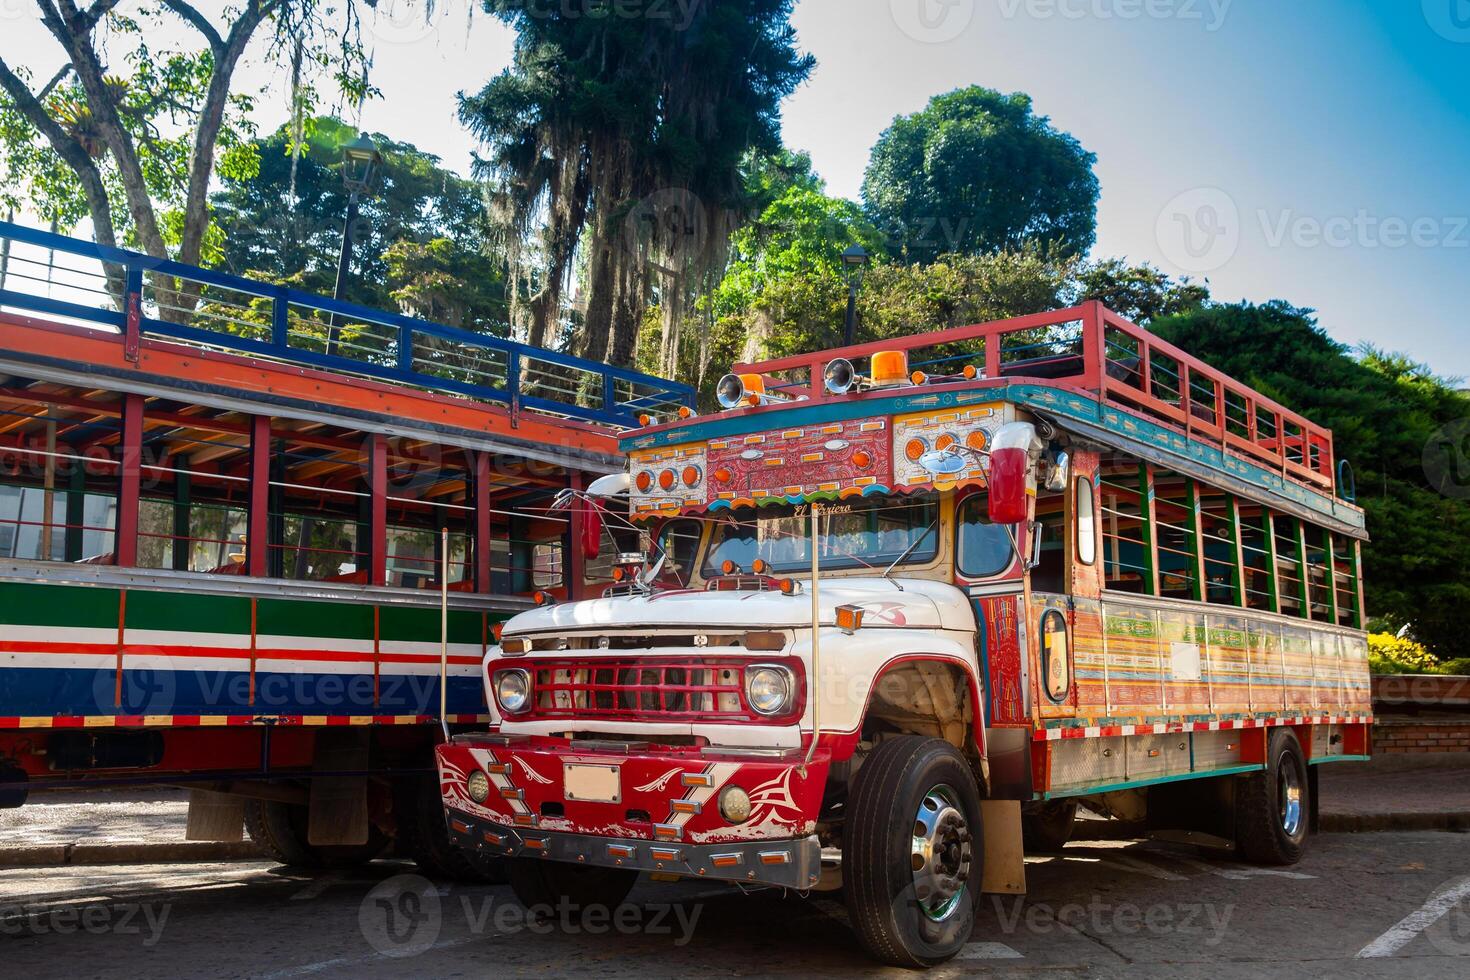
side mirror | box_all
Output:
[586,472,631,497]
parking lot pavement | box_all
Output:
[2,831,1469,979]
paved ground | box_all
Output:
[3,830,1469,978]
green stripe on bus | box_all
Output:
[0,581,120,629]
[124,588,251,635]
[256,597,375,641]
[380,605,483,646]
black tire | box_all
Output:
[1022,800,1077,853]
[507,857,638,913]
[843,735,983,968]
[399,777,508,883]
[1236,729,1310,865]
[243,798,389,869]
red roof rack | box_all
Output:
[735,301,1336,492]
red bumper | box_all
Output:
[437,734,829,846]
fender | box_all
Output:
[812,633,985,764]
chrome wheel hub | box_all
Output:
[910,784,973,921]
[1278,757,1304,838]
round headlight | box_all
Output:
[745,666,793,717]
[495,669,531,715]
[467,769,491,804]
[719,786,752,824]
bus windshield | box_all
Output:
[702,497,939,576]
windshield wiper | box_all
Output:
[881,517,938,591]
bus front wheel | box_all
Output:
[843,735,984,968]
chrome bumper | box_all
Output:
[444,807,823,890]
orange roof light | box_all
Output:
[751,558,769,575]
[721,559,740,575]
[910,371,928,386]
[638,413,652,427]
[962,364,978,379]
[677,405,695,419]
[870,350,909,386]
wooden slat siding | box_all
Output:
[1263,512,1282,615]
[1351,539,1366,629]
[1293,518,1311,620]
[248,414,270,578]
[1228,495,1247,608]
[370,434,387,587]
[116,393,143,567]
[1186,478,1207,602]
[1323,527,1341,625]
[1138,463,1160,597]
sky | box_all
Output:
[3,0,1467,377]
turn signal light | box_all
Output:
[777,578,798,595]
[612,566,627,582]
[751,558,769,575]
[678,406,695,419]
[638,413,652,426]
[491,621,505,642]
[871,350,909,386]
[533,591,554,606]
[962,364,978,379]
[911,371,927,385]
[835,604,865,634]
[721,559,740,575]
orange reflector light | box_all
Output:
[638,413,652,426]
[682,465,701,486]
[522,837,546,850]
[486,763,510,775]
[500,637,531,654]
[966,430,989,452]
[962,364,978,379]
[671,800,701,815]
[835,604,865,634]
[681,773,714,788]
[678,405,695,419]
[710,853,743,868]
[905,437,928,461]
[722,559,739,575]
[491,621,505,642]
[658,469,676,491]
[483,831,503,846]
[911,371,927,385]
[450,819,470,834]
[935,433,957,451]
[853,450,873,468]
[533,591,554,606]
[777,578,797,595]
[751,558,768,575]
[714,467,732,483]
[871,350,909,385]
[612,566,626,582]
[635,471,653,492]
[758,851,792,866]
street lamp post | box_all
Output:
[841,243,870,347]
[328,132,383,357]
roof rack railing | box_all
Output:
[736,301,1335,491]
[0,220,693,430]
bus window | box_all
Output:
[657,518,702,586]
[957,495,1012,578]
[1029,492,1066,594]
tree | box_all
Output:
[211,116,506,330]
[1075,257,1210,323]
[0,1,368,296]
[1149,302,1470,659]
[459,0,813,368]
[862,86,1099,264]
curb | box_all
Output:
[0,840,264,868]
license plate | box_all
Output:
[564,764,621,803]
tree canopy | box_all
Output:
[459,0,813,368]
[862,86,1099,264]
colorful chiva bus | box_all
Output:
[438,301,1369,965]
[0,220,690,874]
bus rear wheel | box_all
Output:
[843,735,983,968]
[244,798,389,869]
[1235,729,1310,865]
[397,776,507,883]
